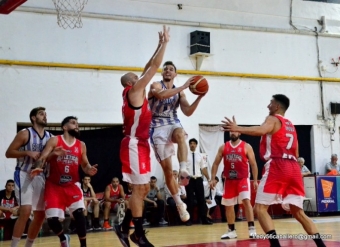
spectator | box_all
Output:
[0,180,19,219]
[102,177,125,230]
[298,157,311,177]
[81,176,101,231]
[204,176,225,222]
[325,154,340,175]
[164,171,186,224]
[143,176,167,226]
[185,138,212,226]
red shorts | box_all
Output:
[222,178,251,206]
[120,137,151,185]
[255,158,305,210]
[44,181,84,219]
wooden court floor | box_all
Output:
[1,216,339,246]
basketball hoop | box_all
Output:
[52,0,88,29]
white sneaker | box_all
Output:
[248,226,256,238]
[159,218,168,225]
[179,169,190,186]
[221,229,237,239]
[60,234,70,247]
[177,203,190,222]
[142,220,150,226]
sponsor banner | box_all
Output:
[316,176,338,212]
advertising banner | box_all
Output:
[316,176,338,212]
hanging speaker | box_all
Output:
[330,102,340,114]
[190,30,210,55]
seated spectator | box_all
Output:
[0,179,18,219]
[102,177,125,230]
[325,154,340,175]
[298,157,311,177]
[0,179,19,240]
[143,176,167,226]
[203,176,225,222]
[81,175,101,231]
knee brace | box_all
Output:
[72,208,86,238]
[47,217,63,235]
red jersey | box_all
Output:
[223,141,249,179]
[47,135,82,186]
[109,184,121,199]
[260,114,298,161]
[122,86,152,140]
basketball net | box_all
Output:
[52,0,88,29]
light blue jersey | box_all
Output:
[149,81,181,128]
[16,127,52,172]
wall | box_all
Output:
[0,0,340,187]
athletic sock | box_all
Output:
[11,237,20,247]
[132,217,144,238]
[24,238,34,247]
[228,224,235,231]
[179,161,187,171]
[266,230,281,247]
[312,233,326,247]
[172,193,183,205]
[248,221,255,227]
[80,238,86,247]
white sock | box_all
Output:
[11,237,21,247]
[172,193,183,205]
[24,238,35,247]
[179,161,187,171]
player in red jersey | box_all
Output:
[31,116,97,247]
[114,26,169,247]
[102,177,125,230]
[210,132,258,240]
[222,94,325,247]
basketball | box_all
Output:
[189,75,209,95]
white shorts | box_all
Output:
[150,123,187,161]
[14,169,45,211]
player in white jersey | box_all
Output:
[148,61,206,222]
[5,107,52,247]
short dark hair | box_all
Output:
[61,116,78,128]
[272,94,290,111]
[189,138,198,145]
[150,176,157,181]
[6,179,14,186]
[163,61,177,72]
[214,176,219,182]
[29,107,45,124]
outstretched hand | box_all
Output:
[221,116,238,132]
[87,164,98,176]
[161,25,170,43]
[30,167,44,178]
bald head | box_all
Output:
[121,72,137,87]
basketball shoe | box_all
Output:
[103,220,113,230]
[248,226,256,238]
[176,203,190,222]
[221,229,237,239]
[60,234,70,247]
[130,232,154,247]
[114,224,130,247]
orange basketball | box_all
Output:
[189,75,209,95]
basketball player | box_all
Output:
[31,116,98,247]
[115,26,169,247]
[102,177,125,230]
[222,94,326,247]
[147,62,205,222]
[210,132,258,239]
[5,107,52,247]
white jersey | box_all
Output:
[16,127,52,172]
[149,81,181,128]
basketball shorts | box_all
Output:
[221,178,251,206]
[255,158,305,211]
[14,169,45,211]
[99,200,119,211]
[44,181,85,219]
[150,123,187,162]
[120,136,151,185]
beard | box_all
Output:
[37,119,47,127]
[68,129,80,138]
[230,135,239,142]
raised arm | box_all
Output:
[128,25,170,105]
[222,115,278,136]
[246,143,258,191]
[80,142,98,176]
[179,91,205,116]
[210,144,224,188]
[140,32,163,77]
